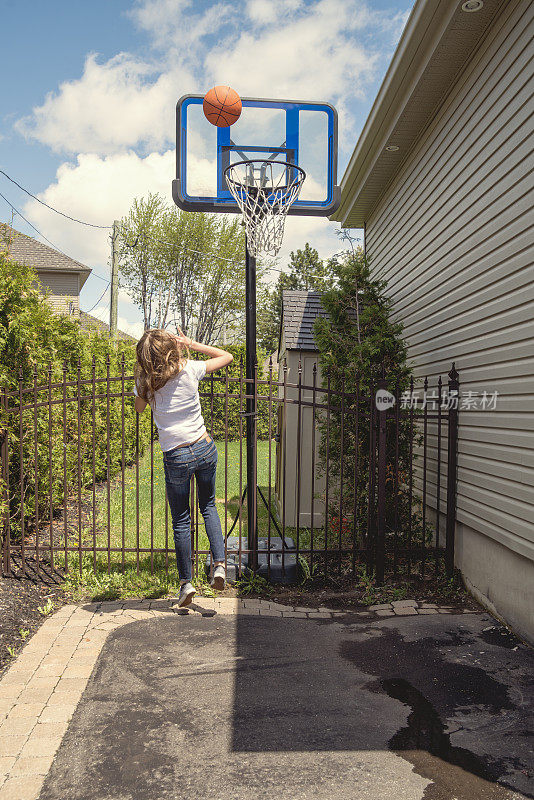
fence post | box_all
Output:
[375,368,387,584]
[445,363,459,577]
[366,378,376,576]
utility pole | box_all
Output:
[110,220,119,341]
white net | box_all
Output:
[225,159,306,257]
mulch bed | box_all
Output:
[0,470,140,678]
[0,474,119,676]
[231,570,479,611]
[0,559,68,677]
[19,476,112,556]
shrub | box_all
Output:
[196,343,274,440]
[0,254,150,540]
[313,247,417,552]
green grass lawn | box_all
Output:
[62,439,281,598]
[104,438,278,557]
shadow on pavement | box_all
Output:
[232,613,533,799]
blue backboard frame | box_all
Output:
[172,95,340,217]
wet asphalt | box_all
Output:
[38,610,533,800]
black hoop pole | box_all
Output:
[245,236,258,570]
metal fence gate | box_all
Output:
[0,357,459,584]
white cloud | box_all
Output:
[205,19,374,105]
[88,304,109,322]
[21,150,359,329]
[90,304,145,339]
[15,0,397,328]
[17,0,401,157]
[128,0,191,37]
[246,0,304,25]
[23,150,176,269]
[117,316,145,338]
[129,0,236,52]
[16,53,183,156]
[279,214,346,262]
[23,146,343,273]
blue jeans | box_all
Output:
[163,436,225,582]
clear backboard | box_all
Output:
[172,95,340,217]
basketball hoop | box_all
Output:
[224,159,306,257]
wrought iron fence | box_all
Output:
[0,356,459,584]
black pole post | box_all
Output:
[245,238,258,571]
[375,365,387,585]
[445,363,459,578]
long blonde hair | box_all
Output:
[135,328,190,401]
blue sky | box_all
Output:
[0,0,412,337]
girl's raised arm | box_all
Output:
[175,335,233,374]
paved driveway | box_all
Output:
[30,601,534,800]
[0,599,532,800]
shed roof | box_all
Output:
[279,290,329,353]
[332,0,502,227]
[1,224,92,288]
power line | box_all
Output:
[128,233,245,267]
[0,170,112,229]
[91,302,110,322]
[1,190,73,254]
[127,233,304,274]
[129,232,300,271]
[0,191,110,283]
[0,191,324,293]
[137,235,356,275]
[0,167,361,279]
[84,282,111,314]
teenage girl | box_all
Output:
[134,329,233,607]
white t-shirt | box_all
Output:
[134,359,207,452]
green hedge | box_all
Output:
[0,256,151,540]
[195,343,276,440]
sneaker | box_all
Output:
[177,582,196,607]
[211,565,225,591]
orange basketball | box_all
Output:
[203,86,242,127]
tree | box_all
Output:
[256,283,278,353]
[314,247,410,390]
[117,194,170,330]
[117,195,266,343]
[257,243,337,353]
[313,246,414,556]
[158,207,248,344]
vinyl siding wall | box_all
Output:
[364,0,534,624]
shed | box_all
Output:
[275,291,328,527]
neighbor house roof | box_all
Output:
[279,291,329,353]
[78,310,136,342]
[332,0,502,227]
[1,224,91,288]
